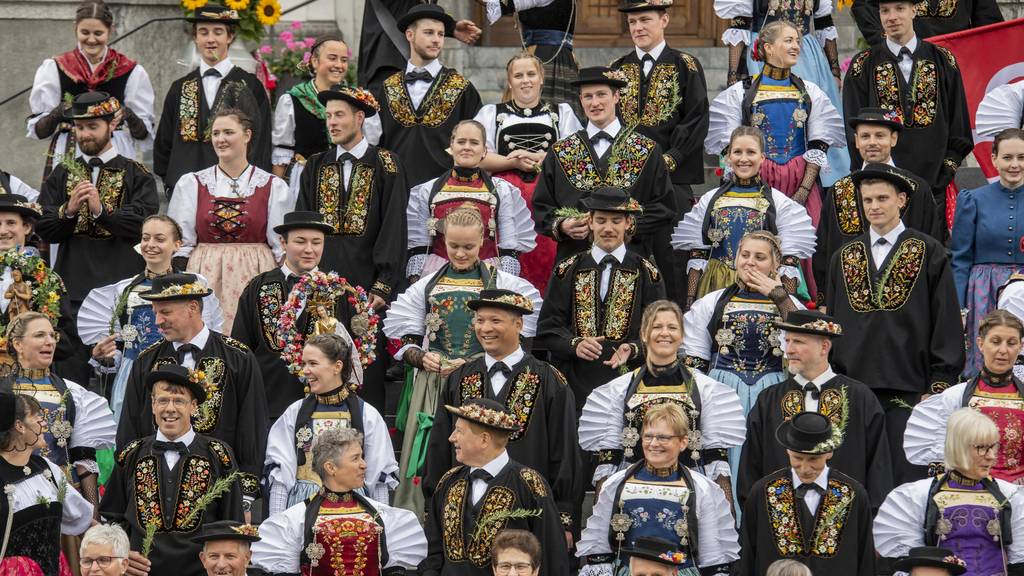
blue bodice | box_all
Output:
[711,291,784,375]
[750,75,808,164]
[121,279,160,361]
[708,185,772,264]
[612,466,695,569]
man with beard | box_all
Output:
[372,4,482,188]
[37,91,158,317]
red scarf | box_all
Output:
[53,47,136,90]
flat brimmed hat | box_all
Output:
[185,4,241,24]
[467,289,534,315]
[893,547,967,576]
[146,364,207,404]
[317,85,380,117]
[273,210,336,235]
[65,91,121,121]
[0,194,42,219]
[847,107,903,132]
[139,273,213,301]
[571,66,629,89]
[189,520,261,544]
[852,163,917,196]
[775,412,836,454]
[619,0,673,11]
[582,187,644,214]
[620,537,687,566]
[396,4,456,36]
[446,398,520,433]
[773,310,843,338]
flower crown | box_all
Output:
[153,281,208,297]
[83,98,121,118]
[450,403,520,432]
[231,524,260,538]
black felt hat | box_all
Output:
[773,310,843,338]
[146,364,207,404]
[185,4,241,24]
[189,520,261,544]
[775,412,837,454]
[273,210,336,235]
[618,0,673,11]
[396,4,456,36]
[620,537,687,566]
[0,392,16,431]
[466,289,534,315]
[847,107,903,132]
[139,273,213,301]
[893,547,967,576]
[317,85,380,118]
[65,91,121,121]
[571,66,629,89]
[0,194,41,219]
[445,398,521,432]
[852,163,918,196]
[581,187,644,213]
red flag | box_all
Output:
[929,18,1024,179]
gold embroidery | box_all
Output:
[680,53,699,73]
[505,369,541,442]
[839,239,926,312]
[573,269,598,338]
[766,475,855,557]
[442,478,468,562]
[342,164,374,236]
[257,283,284,351]
[619,64,680,127]
[818,388,846,427]
[459,372,484,400]
[910,61,938,127]
[519,468,548,498]
[552,132,655,190]
[466,487,517,566]
[604,269,639,341]
[915,0,957,19]
[782,390,804,420]
[833,177,862,235]
[641,257,660,282]
[378,148,398,173]
[207,439,233,468]
[180,78,200,142]
[118,439,143,465]
[383,70,471,128]
[67,169,125,237]
[316,163,341,232]
[851,51,869,77]
[173,456,213,531]
[555,254,580,278]
[134,455,162,530]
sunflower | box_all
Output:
[181,0,208,10]
[255,0,281,25]
[223,0,249,8]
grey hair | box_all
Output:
[766,560,813,576]
[80,524,130,558]
[311,427,363,479]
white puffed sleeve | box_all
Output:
[264,400,302,513]
[693,371,746,480]
[379,502,429,568]
[705,83,746,156]
[251,503,305,573]
[714,0,753,45]
[578,372,631,452]
[671,186,716,272]
[804,79,847,172]
[977,82,1024,139]
[67,380,116,472]
[873,479,931,558]
[576,468,627,558]
[198,273,225,333]
[272,93,297,166]
[77,279,126,345]
[495,270,543,336]
[364,113,382,146]
[406,179,436,251]
[47,459,93,535]
[474,104,499,152]
[362,400,400,498]
[483,0,556,23]
[557,103,584,137]
[26,59,60,139]
[266,174,294,260]
[167,175,200,257]
[773,187,818,262]
[693,470,742,566]
[1000,279,1024,320]
[1005,480,1024,564]
[9,175,40,203]
[813,0,838,43]
[903,383,964,466]
[383,273,433,358]
[494,177,537,253]
[124,64,156,152]
[684,289,723,364]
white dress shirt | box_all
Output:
[404,59,443,110]
[586,118,623,159]
[199,58,236,107]
[885,36,919,84]
[78,145,120,186]
[869,221,906,267]
[155,427,197,471]
[470,450,510,505]
[635,40,667,76]
[171,325,211,369]
[590,243,628,300]
[862,156,896,170]
[793,366,837,412]
[484,347,526,396]
[792,465,830,516]
[336,138,370,189]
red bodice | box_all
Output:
[429,176,498,261]
[970,379,1024,483]
[302,498,382,576]
[194,174,271,244]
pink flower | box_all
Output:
[290,20,302,30]
[259,44,273,54]
[302,51,311,64]
[286,40,299,51]
[304,37,316,48]
[279,30,294,42]
[840,56,853,75]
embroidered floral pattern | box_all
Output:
[383,70,470,128]
[258,283,284,351]
[573,269,598,337]
[180,78,201,142]
[833,177,862,235]
[506,370,540,442]
[840,239,926,312]
[915,0,956,18]
[619,64,680,127]
[604,270,639,341]
[442,479,468,562]
[555,254,580,278]
[193,357,227,432]
[173,456,213,530]
[378,149,397,174]
[520,469,548,497]
[134,456,163,530]
[819,388,846,427]
[766,476,854,557]
[782,390,803,419]
[66,168,124,237]
[342,164,373,236]
[910,61,938,127]
[316,163,342,232]
[874,62,904,125]
[459,373,484,400]
[466,487,516,566]
[208,440,233,468]
[552,132,654,190]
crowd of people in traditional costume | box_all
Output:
[1,0,1023,574]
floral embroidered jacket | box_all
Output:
[851,0,1003,47]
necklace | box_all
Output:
[218,164,250,195]
[145,266,173,279]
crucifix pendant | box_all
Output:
[229,180,239,195]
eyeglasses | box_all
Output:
[494,562,533,574]
[153,397,190,408]
[80,556,124,568]
[642,433,680,444]
[974,442,999,456]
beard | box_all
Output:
[78,134,111,156]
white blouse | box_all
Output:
[473,102,582,154]
[5,457,93,536]
[976,82,1024,139]
[683,288,805,362]
[713,0,838,46]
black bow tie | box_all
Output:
[153,440,188,455]
[405,69,433,84]
[795,482,823,497]
[176,343,200,363]
[898,46,912,59]
[600,254,617,267]
[87,157,104,169]
[488,362,512,379]
[590,131,613,144]
[470,468,494,483]
[876,237,889,247]
[642,53,655,64]
[203,68,222,78]
[803,382,820,401]
[338,152,357,164]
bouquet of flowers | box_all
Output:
[258,22,317,78]
[180,0,281,42]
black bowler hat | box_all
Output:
[0,392,16,431]
[619,0,673,11]
[0,194,42,219]
[396,4,456,36]
[317,85,379,117]
[273,210,336,235]
[893,547,967,576]
[146,364,207,404]
[185,4,241,24]
[776,412,840,454]
[139,273,213,301]
[847,107,903,132]
[467,289,534,316]
[571,66,629,89]
[852,163,918,196]
[773,310,843,338]
[189,520,261,544]
[445,398,521,432]
[620,537,687,566]
[65,91,121,121]
[582,187,644,214]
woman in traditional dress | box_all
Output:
[167,108,293,332]
[673,126,816,306]
[252,427,426,576]
[951,129,1024,375]
[876,408,1024,575]
[27,0,154,178]
[0,391,93,575]
[384,205,541,515]
[264,334,397,516]
[714,0,848,187]
[905,310,1024,483]
[579,300,746,497]
[76,215,223,421]
[406,120,536,282]
[976,82,1024,140]
[475,52,582,293]
[577,402,740,576]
